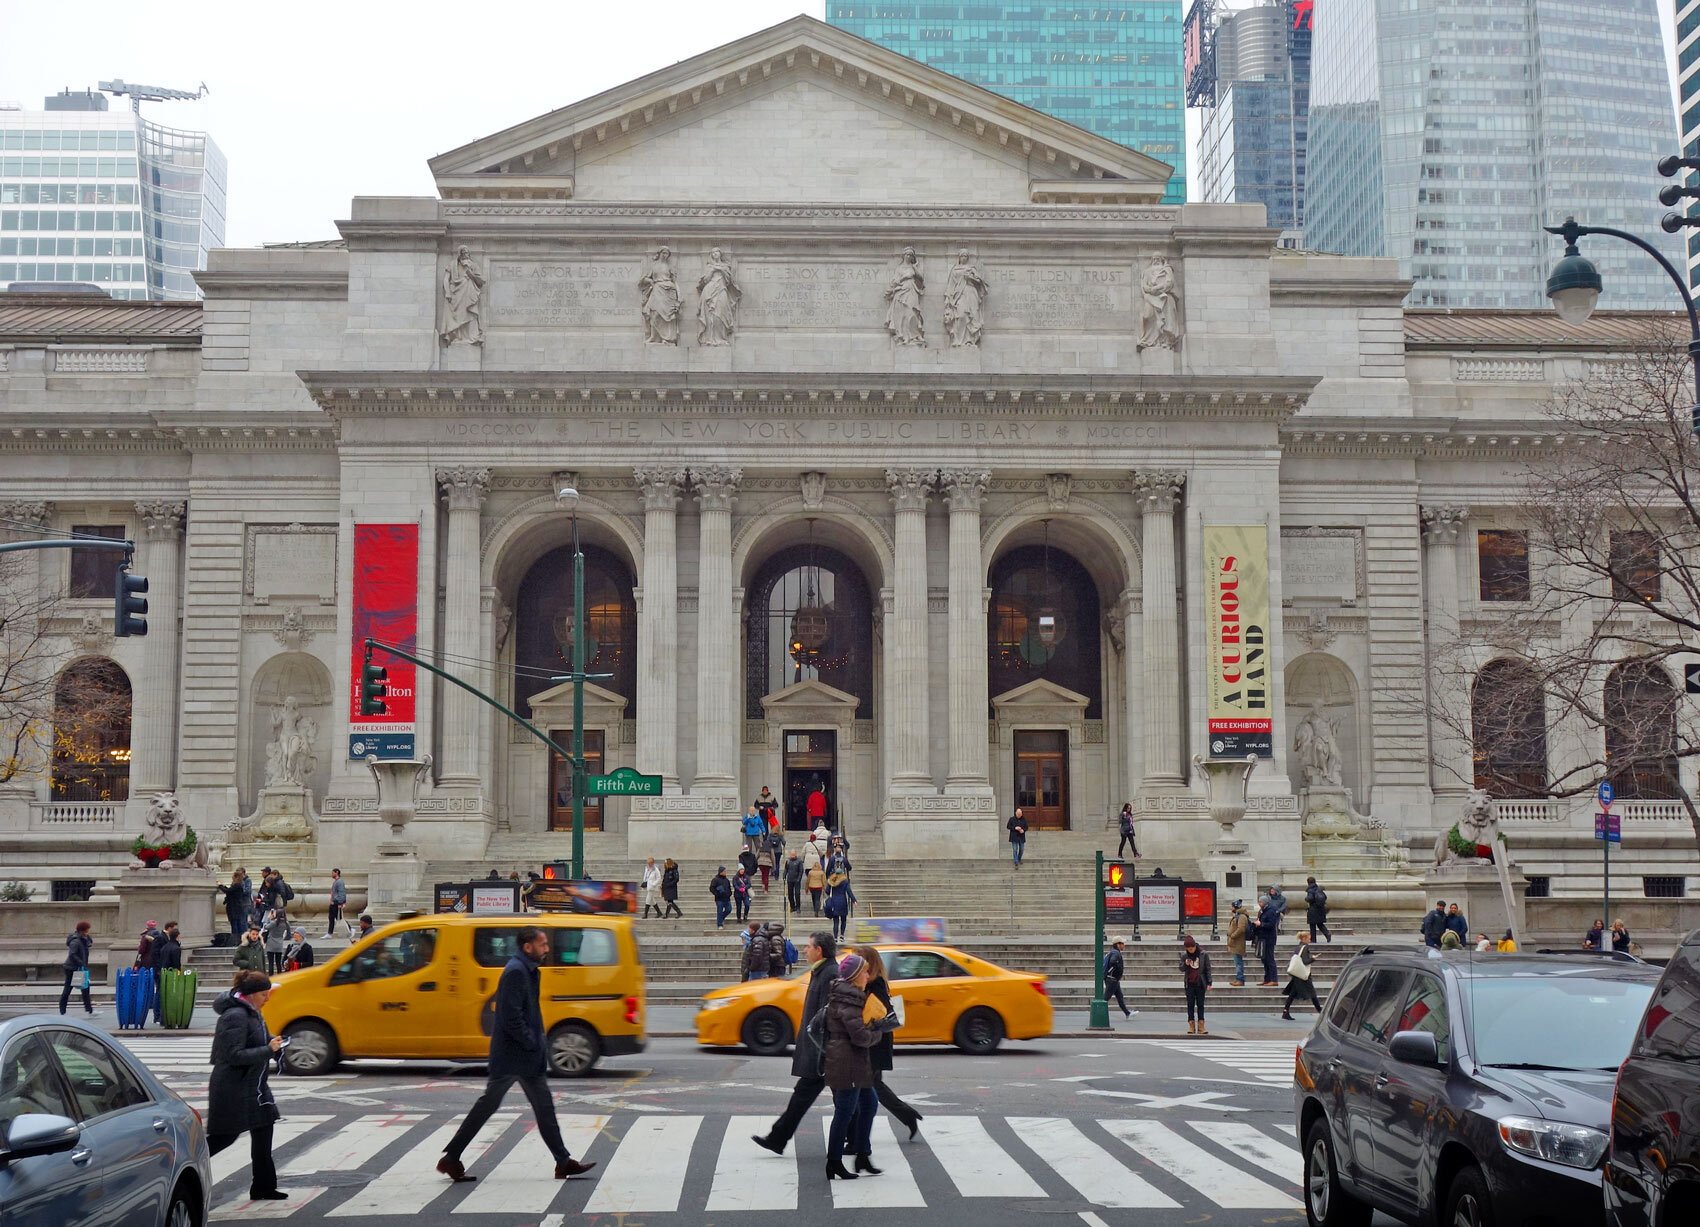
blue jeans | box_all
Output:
[828,1086,877,1159]
[1232,952,1245,981]
[1011,839,1025,866]
[715,898,731,927]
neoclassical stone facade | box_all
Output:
[1,18,1693,895]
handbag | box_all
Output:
[863,994,888,1025]
[1287,951,1313,980]
[81,968,90,991]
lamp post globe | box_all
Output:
[1546,244,1603,326]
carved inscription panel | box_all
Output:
[486,261,639,328]
[247,526,337,605]
[435,415,1169,448]
[737,263,887,329]
[1280,527,1362,602]
[990,265,1130,331]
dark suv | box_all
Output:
[1605,926,1700,1226]
[1294,946,1659,1227]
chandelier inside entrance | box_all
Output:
[789,519,833,668]
[1021,520,1068,666]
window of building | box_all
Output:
[1604,662,1679,800]
[1609,530,1660,602]
[1523,876,1551,899]
[513,544,637,720]
[50,659,131,803]
[1471,658,1548,798]
[1477,529,1530,601]
[1644,876,1687,899]
[67,525,126,599]
[745,543,875,719]
[988,543,1103,717]
[51,880,95,903]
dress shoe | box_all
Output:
[1229,979,1244,987]
[437,1156,475,1183]
[555,1159,597,1179]
[250,1191,289,1201]
[751,1134,785,1156]
[826,1157,858,1181]
[853,1153,884,1175]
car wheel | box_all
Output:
[1444,1165,1496,1227]
[741,1007,794,1056]
[165,1183,197,1227]
[548,1022,601,1077]
[953,1006,1005,1054]
[1302,1118,1372,1227]
[281,1021,338,1076]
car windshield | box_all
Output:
[1467,974,1655,1069]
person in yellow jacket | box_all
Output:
[1497,930,1517,952]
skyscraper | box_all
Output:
[827,4,1186,204]
[0,89,226,300]
[1190,0,1311,242]
[1679,0,1700,290]
[1305,0,1680,310]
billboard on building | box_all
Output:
[1184,0,1217,107]
[1203,524,1273,758]
[348,523,419,760]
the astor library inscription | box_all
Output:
[487,262,638,328]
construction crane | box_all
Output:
[97,80,208,113]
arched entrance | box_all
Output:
[50,658,131,802]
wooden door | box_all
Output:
[549,729,604,831]
[1014,730,1068,829]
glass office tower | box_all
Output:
[0,90,226,300]
[828,4,1186,204]
[1679,0,1700,290]
[1305,0,1680,310]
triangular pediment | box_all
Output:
[527,679,628,717]
[760,677,860,712]
[429,16,1171,205]
[991,678,1091,710]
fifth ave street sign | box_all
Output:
[580,766,663,797]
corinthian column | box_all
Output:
[1422,505,1472,797]
[435,467,489,785]
[635,467,687,789]
[941,469,991,791]
[1134,470,1186,789]
[127,500,185,797]
[693,466,741,791]
[885,468,934,791]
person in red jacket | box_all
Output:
[806,783,828,827]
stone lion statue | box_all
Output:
[143,792,186,847]
[1433,788,1501,867]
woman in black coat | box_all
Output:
[207,970,287,1201]
[660,859,682,918]
[849,946,922,1138]
[216,868,253,936]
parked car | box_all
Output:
[696,943,1051,1055]
[1604,925,1700,1227]
[262,912,646,1078]
[0,1013,210,1227]
[1294,946,1659,1227]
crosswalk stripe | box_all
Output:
[822,1116,925,1208]
[921,1116,1047,1199]
[280,1113,425,1177]
[1274,1122,1298,1138]
[1188,1121,1301,1185]
[213,1115,332,1185]
[326,1114,517,1218]
[452,1114,608,1216]
[706,1116,799,1211]
[209,1187,328,1220]
[583,1115,702,1214]
[1101,1121,1301,1209]
[1006,1118,1177,1209]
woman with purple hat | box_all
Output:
[822,951,899,1180]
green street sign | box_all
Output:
[580,767,663,797]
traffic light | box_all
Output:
[113,565,148,638]
[1106,861,1128,889]
[542,861,570,880]
[360,661,388,716]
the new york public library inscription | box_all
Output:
[440,415,1169,446]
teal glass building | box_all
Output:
[828,4,1186,204]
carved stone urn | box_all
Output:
[1192,753,1260,839]
[366,755,433,837]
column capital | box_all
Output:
[634,466,688,510]
[1421,504,1469,545]
[135,499,186,540]
[940,469,991,513]
[1131,470,1186,515]
[0,500,50,527]
[886,467,935,513]
[692,465,743,511]
[436,465,491,511]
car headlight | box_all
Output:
[700,997,737,1011]
[1496,1116,1608,1169]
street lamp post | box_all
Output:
[556,482,588,882]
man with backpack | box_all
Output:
[1304,876,1332,943]
[710,867,733,928]
[751,931,837,1156]
[1103,938,1133,1020]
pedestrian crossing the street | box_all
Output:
[1139,1040,1298,1086]
[199,1109,1304,1219]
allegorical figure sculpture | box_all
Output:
[264,696,318,789]
[696,247,740,346]
[943,249,987,348]
[884,246,926,346]
[440,245,485,346]
[1137,255,1181,351]
[639,246,681,345]
[1293,700,1345,789]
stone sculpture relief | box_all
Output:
[264,695,318,789]
[696,247,741,345]
[799,471,827,510]
[440,245,485,346]
[638,246,682,345]
[1293,700,1345,789]
[884,247,926,346]
[943,249,987,347]
[1136,255,1181,352]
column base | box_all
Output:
[881,793,999,858]
[367,841,424,912]
[1199,843,1258,907]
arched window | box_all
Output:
[1470,659,1547,798]
[1605,661,1679,800]
[50,658,131,802]
[513,545,637,718]
[987,544,1102,717]
[745,544,874,717]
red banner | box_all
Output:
[348,523,419,758]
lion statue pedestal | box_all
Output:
[1422,790,1528,939]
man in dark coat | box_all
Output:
[1445,903,1469,943]
[752,930,838,1155]
[1007,808,1029,867]
[157,924,183,972]
[782,851,805,913]
[741,922,769,981]
[438,926,595,1183]
[1421,900,1449,948]
[285,929,314,970]
[1304,876,1332,943]
[710,867,732,928]
[1103,938,1132,1019]
[1257,892,1283,985]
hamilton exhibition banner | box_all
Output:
[1203,524,1273,758]
[348,523,419,760]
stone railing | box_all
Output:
[52,347,149,373]
[1495,799,1560,823]
[1620,800,1688,823]
[29,800,122,827]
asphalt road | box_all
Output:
[98,1031,1414,1226]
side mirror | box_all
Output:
[1,1114,81,1162]
[1389,1029,1442,1067]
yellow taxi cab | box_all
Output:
[695,944,1050,1055]
[261,912,645,1078]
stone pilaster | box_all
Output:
[885,468,935,791]
[692,465,741,791]
[128,500,185,798]
[1114,587,1144,802]
[435,466,490,785]
[635,467,687,789]
[1134,470,1186,789]
[941,470,991,791]
[1422,504,1471,797]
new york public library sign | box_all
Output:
[435,414,1170,446]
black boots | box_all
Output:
[826,1157,857,1181]
[853,1153,883,1175]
